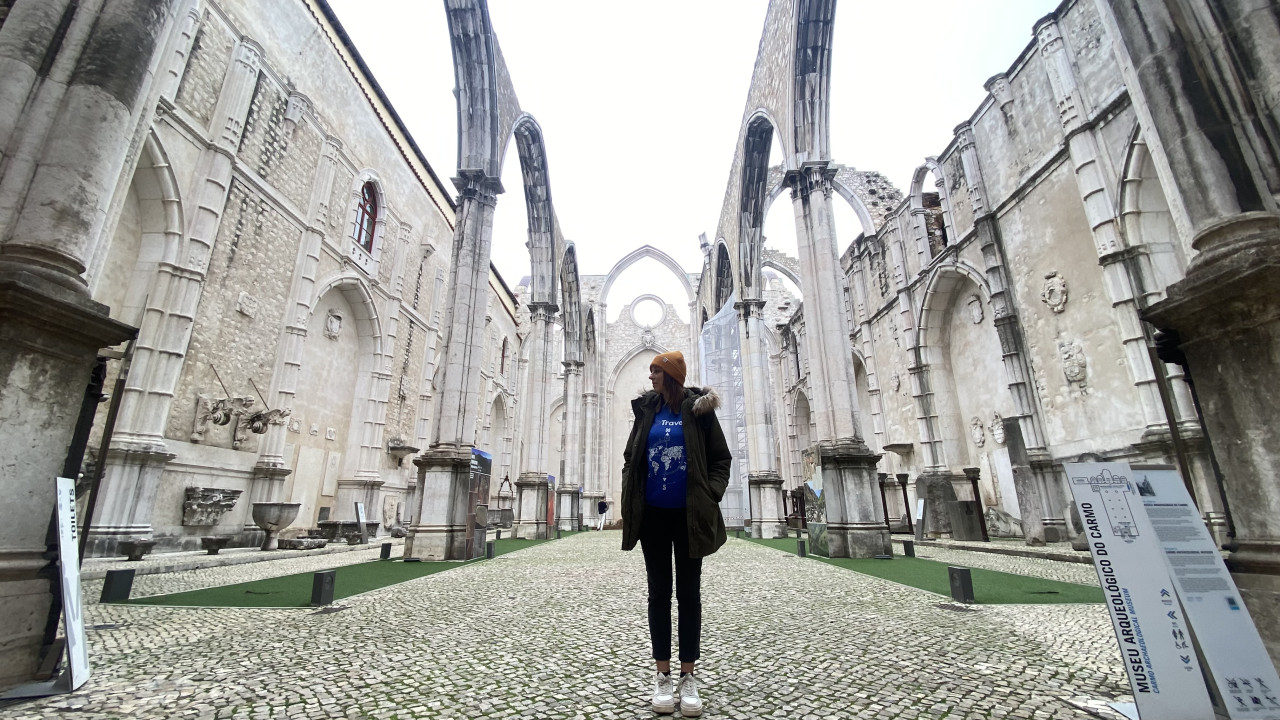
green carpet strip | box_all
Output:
[745,536,1102,605]
[125,536,554,608]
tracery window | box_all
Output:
[355,181,378,254]
[715,245,733,311]
[499,338,509,375]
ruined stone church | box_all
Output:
[2,0,1279,691]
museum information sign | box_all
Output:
[1134,466,1280,719]
[1064,462,1213,720]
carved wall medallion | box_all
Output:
[970,416,986,447]
[966,295,984,324]
[1058,338,1088,386]
[310,423,320,436]
[641,330,655,348]
[324,309,343,340]
[990,413,1005,445]
[889,373,901,393]
[236,291,259,319]
[288,418,301,433]
[1041,271,1068,313]
[326,427,336,441]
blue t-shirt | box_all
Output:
[645,405,688,508]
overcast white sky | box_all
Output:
[327,1,1058,318]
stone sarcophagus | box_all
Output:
[182,487,244,526]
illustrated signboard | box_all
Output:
[1133,466,1280,719]
[1064,462,1214,720]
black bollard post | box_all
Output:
[495,529,502,541]
[796,538,807,557]
[486,540,495,559]
[311,570,336,606]
[903,540,916,558]
[100,569,135,603]
[380,542,392,560]
[948,566,975,604]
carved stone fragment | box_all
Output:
[1041,271,1068,313]
[182,487,243,526]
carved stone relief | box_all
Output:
[182,487,243,526]
[324,309,343,339]
[989,413,1005,445]
[310,423,320,436]
[288,418,301,433]
[1058,338,1088,389]
[1041,271,1068,313]
[970,416,986,447]
[889,373,901,394]
[236,291,259,318]
[966,295,984,324]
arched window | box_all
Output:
[499,337,509,375]
[355,181,378,254]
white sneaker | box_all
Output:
[651,672,675,714]
[677,673,703,717]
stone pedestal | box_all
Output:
[1145,219,1280,668]
[84,443,175,557]
[819,439,890,558]
[555,487,580,532]
[0,269,135,689]
[514,474,548,540]
[915,470,962,539]
[405,448,470,560]
[748,472,785,539]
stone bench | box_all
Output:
[200,536,231,555]
[117,539,156,562]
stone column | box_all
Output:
[785,163,888,558]
[515,301,557,529]
[0,0,181,691]
[406,171,501,560]
[556,360,584,531]
[737,298,784,539]
[1099,0,1280,664]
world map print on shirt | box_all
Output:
[645,406,688,508]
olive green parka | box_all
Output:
[620,386,733,559]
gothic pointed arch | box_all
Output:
[445,0,501,175]
[599,244,695,306]
[909,157,957,255]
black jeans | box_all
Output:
[640,505,702,663]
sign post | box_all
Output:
[1064,462,1214,720]
[1133,466,1280,719]
[353,501,368,544]
[2,478,90,698]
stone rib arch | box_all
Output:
[446,0,502,174]
[908,158,957,262]
[793,0,837,163]
[505,114,558,305]
[762,254,803,290]
[560,241,582,363]
[606,342,671,397]
[739,111,778,298]
[765,172,875,238]
[599,244,695,307]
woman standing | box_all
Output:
[621,350,732,717]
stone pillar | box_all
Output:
[0,0,180,691]
[406,171,501,560]
[1100,0,1280,666]
[515,301,557,529]
[556,360,584,531]
[737,298,784,538]
[785,163,888,558]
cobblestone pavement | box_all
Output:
[3,532,1131,720]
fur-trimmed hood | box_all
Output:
[632,386,721,416]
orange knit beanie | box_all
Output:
[650,350,687,386]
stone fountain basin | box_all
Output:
[251,502,301,531]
